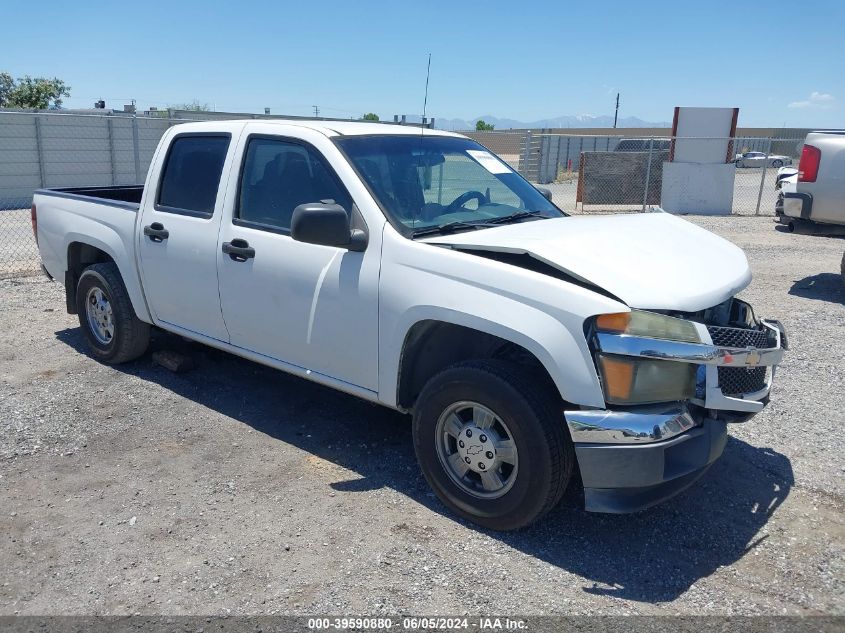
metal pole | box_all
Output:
[437,161,443,204]
[755,137,773,215]
[131,115,141,184]
[642,137,654,212]
[33,115,46,188]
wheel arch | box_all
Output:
[64,237,150,322]
[389,311,605,412]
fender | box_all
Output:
[381,303,606,410]
[63,226,152,323]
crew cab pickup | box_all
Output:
[32,120,787,530]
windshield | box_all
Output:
[335,135,562,236]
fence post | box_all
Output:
[553,135,562,182]
[755,137,773,216]
[521,131,532,178]
[642,137,654,212]
[106,115,116,185]
[131,115,142,184]
[565,136,571,170]
[34,115,46,188]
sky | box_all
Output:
[2,0,843,128]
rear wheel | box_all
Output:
[771,159,784,168]
[412,360,573,531]
[76,262,150,364]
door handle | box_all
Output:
[222,238,255,262]
[143,222,169,242]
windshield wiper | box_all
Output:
[411,221,489,238]
[486,210,548,225]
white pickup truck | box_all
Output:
[32,120,787,530]
[780,131,845,232]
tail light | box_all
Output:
[798,144,821,182]
[30,203,38,245]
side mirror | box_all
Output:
[291,202,367,252]
[535,185,553,202]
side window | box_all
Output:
[157,135,230,216]
[237,138,351,231]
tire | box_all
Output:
[735,160,743,168]
[771,159,784,168]
[75,262,150,364]
[412,360,574,531]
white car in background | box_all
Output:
[735,151,792,168]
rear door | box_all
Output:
[137,131,234,341]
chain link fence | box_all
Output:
[1,110,805,277]
[466,131,804,217]
[0,111,205,278]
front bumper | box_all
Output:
[571,412,727,513]
[564,315,786,512]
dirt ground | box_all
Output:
[0,216,843,616]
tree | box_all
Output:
[169,100,212,112]
[0,73,13,107]
[0,73,70,109]
[475,119,495,131]
[362,112,379,121]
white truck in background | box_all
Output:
[32,120,786,530]
[780,131,845,232]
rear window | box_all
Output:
[157,135,230,216]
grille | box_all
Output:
[707,325,771,349]
[707,324,771,396]
[718,366,768,396]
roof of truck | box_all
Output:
[171,119,466,138]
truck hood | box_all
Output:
[422,211,751,312]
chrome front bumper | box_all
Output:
[565,403,698,444]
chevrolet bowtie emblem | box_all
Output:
[745,349,761,365]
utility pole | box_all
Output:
[613,93,620,129]
[313,105,320,118]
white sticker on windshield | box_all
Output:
[466,150,512,174]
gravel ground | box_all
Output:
[0,216,843,616]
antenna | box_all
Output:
[422,53,431,126]
[613,93,620,129]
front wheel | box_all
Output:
[412,360,574,531]
[76,262,150,364]
[771,159,784,168]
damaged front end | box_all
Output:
[565,297,787,513]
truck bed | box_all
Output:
[33,185,145,301]
[34,185,144,211]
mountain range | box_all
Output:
[429,114,671,131]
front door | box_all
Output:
[216,134,379,391]
[137,132,233,342]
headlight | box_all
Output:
[595,310,701,344]
[592,310,700,405]
[597,354,696,405]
